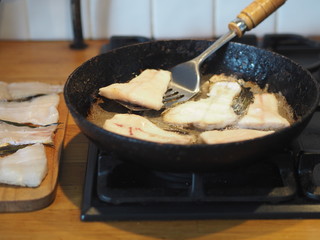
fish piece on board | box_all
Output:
[0,122,58,145]
[0,143,48,187]
[99,69,171,110]
[237,93,290,130]
[0,93,60,108]
[103,113,195,144]
[8,82,63,100]
[200,129,274,144]
[0,94,60,125]
[163,81,242,130]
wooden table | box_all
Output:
[0,40,320,240]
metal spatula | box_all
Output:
[163,0,286,108]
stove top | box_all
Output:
[81,34,320,221]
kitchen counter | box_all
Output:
[1,40,320,240]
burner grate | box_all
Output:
[299,153,320,200]
[96,151,296,204]
[81,143,320,221]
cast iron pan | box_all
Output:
[64,40,320,172]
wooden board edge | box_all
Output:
[0,95,68,212]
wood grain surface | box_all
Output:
[0,40,320,240]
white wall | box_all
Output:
[0,0,319,40]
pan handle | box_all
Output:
[228,0,286,37]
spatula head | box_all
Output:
[163,60,201,108]
[170,60,200,91]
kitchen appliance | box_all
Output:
[79,34,320,221]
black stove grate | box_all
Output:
[96,150,296,204]
[81,142,320,221]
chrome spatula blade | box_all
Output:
[163,31,238,108]
[163,60,201,108]
[162,0,286,108]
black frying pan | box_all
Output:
[64,40,320,172]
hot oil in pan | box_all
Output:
[86,74,295,144]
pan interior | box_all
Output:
[64,40,320,171]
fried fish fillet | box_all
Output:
[163,81,242,130]
[200,129,274,144]
[237,93,290,130]
[103,113,195,144]
[99,69,171,110]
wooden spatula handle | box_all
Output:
[229,0,286,36]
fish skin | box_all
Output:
[103,113,195,144]
[99,69,171,111]
[0,143,47,187]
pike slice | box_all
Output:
[0,143,47,187]
[0,122,58,145]
[0,93,60,108]
[200,129,274,144]
[103,114,195,144]
[163,81,242,130]
[0,94,60,125]
[237,93,290,130]
[8,82,63,100]
[99,69,171,110]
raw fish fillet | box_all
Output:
[0,143,47,187]
[200,129,274,144]
[99,69,171,110]
[0,94,60,125]
[0,122,58,145]
[8,82,63,100]
[0,81,11,101]
[0,93,59,108]
[103,114,195,144]
[237,93,290,130]
[163,82,241,130]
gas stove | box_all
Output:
[81,34,320,221]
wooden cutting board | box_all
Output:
[0,95,68,212]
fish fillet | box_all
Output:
[200,129,274,144]
[0,94,60,125]
[237,93,290,130]
[7,82,63,100]
[0,143,48,187]
[103,114,195,144]
[0,122,58,145]
[99,69,171,110]
[163,81,242,130]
